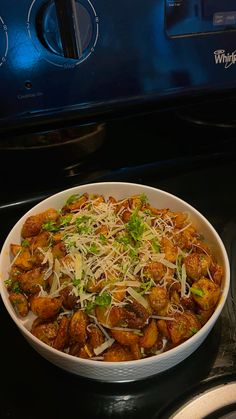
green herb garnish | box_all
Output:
[140,193,148,204]
[60,214,73,227]
[99,234,108,244]
[189,327,199,336]
[151,238,160,253]
[85,300,95,314]
[76,216,91,234]
[85,291,111,314]
[21,239,30,247]
[116,236,130,245]
[42,220,59,232]
[126,209,145,242]
[95,291,111,307]
[140,279,153,294]
[5,279,21,293]
[87,243,99,254]
[66,194,80,205]
[73,278,81,287]
[190,287,205,297]
[129,247,138,259]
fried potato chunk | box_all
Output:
[118,300,150,329]
[174,226,197,250]
[53,316,70,350]
[10,244,33,271]
[148,285,169,313]
[31,318,58,345]
[51,242,66,259]
[103,343,133,362]
[88,324,105,350]
[191,277,221,310]
[197,308,215,326]
[171,211,188,228]
[130,343,142,360]
[69,310,88,344]
[111,329,139,346]
[161,237,178,263]
[167,311,201,344]
[29,231,51,252]
[62,193,88,213]
[139,319,158,349]
[21,208,59,238]
[95,305,122,328]
[30,296,62,319]
[144,262,166,282]
[9,292,29,317]
[185,253,212,281]
[59,285,77,310]
[157,319,170,339]
[18,267,46,295]
[210,263,224,286]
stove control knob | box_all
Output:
[0,16,8,66]
[37,0,98,61]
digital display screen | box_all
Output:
[165,0,236,37]
[213,12,236,26]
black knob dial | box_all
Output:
[0,16,8,66]
[35,0,98,62]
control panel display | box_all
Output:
[165,0,236,37]
[0,0,236,125]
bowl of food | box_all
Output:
[0,182,230,382]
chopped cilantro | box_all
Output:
[151,238,160,253]
[60,214,72,227]
[99,234,107,244]
[73,278,81,287]
[140,279,153,294]
[126,209,145,242]
[66,194,80,205]
[140,193,148,204]
[21,239,30,247]
[4,279,12,288]
[87,243,99,254]
[5,279,21,293]
[76,216,91,234]
[116,236,130,245]
[42,220,59,232]
[11,281,21,293]
[85,301,95,314]
[85,292,111,314]
[129,247,138,259]
[64,238,76,249]
[76,215,90,224]
[95,292,111,307]
[189,327,199,336]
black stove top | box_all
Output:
[0,103,236,419]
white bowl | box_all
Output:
[0,182,230,382]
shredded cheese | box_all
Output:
[126,287,149,309]
[93,338,115,356]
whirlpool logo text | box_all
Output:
[214,49,236,68]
